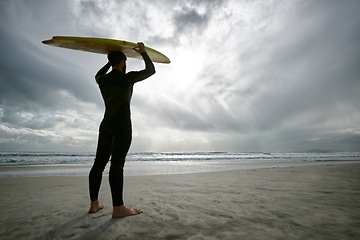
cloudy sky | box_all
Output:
[0,0,359,153]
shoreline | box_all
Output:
[1,158,360,178]
[0,164,359,239]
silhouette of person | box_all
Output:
[88,42,155,217]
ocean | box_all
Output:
[1,151,360,178]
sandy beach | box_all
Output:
[0,164,359,240]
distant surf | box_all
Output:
[1,151,359,177]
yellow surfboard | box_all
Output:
[42,36,170,64]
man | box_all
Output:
[88,42,155,218]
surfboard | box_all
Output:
[42,36,170,64]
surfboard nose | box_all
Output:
[42,39,52,44]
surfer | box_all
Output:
[88,42,155,217]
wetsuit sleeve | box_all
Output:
[127,52,156,83]
[95,62,111,84]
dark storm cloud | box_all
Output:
[250,0,360,127]
[0,0,101,109]
[148,0,225,45]
[173,7,210,34]
[255,0,360,150]
[0,0,104,151]
[0,30,100,118]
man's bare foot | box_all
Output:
[112,205,141,218]
[88,200,104,213]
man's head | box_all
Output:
[108,51,127,72]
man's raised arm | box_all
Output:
[130,42,156,83]
[95,62,111,83]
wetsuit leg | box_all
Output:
[109,128,132,206]
[89,129,112,202]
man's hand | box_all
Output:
[133,42,146,54]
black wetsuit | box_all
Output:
[89,52,155,206]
